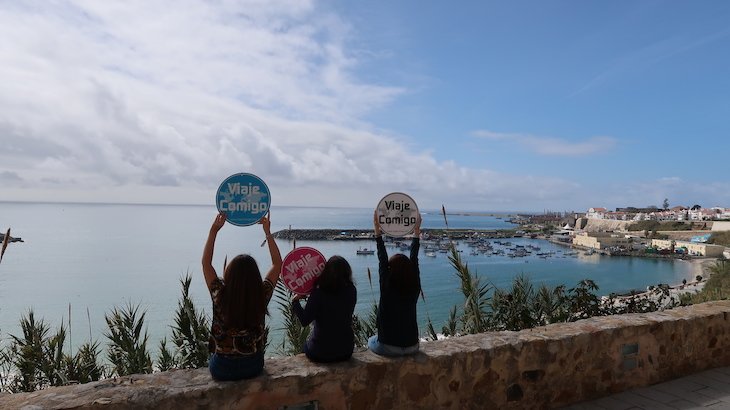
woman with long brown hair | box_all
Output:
[202,211,282,380]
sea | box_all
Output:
[0,202,696,353]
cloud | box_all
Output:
[0,1,589,211]
[472,130,617,156]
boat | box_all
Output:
[356,248,375,255]
[425,252,437,257]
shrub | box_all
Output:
[104,302,152,376]
[166,274,210,369]
[273,282,309,356]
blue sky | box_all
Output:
[1,1,728,212]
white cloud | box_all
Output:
[472,130,617,156]
[0,1,589,211]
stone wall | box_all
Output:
[4,301,730,409]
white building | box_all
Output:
[587,207,607,219]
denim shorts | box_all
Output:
[209,351,264,381]
[368,335,419,357]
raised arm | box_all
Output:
[292,291,318,327]
[411,213,421,293]
[410,213,421,264]
[260,213,283,284]
[374,210,389,278]
[202,212,226,292]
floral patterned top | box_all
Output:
[208,277,274,356]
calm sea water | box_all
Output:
[0,202,694,352]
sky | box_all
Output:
[1,0,729,212]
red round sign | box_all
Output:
[281,247,326,295]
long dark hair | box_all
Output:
[221,254,265,329]
[389,253,419,297]
[316,255,353,293]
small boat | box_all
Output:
[425,252,437,257]
[356,248,375,255]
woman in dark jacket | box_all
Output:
[292,255,357,362]
[368,210,421,356]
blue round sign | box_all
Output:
[216,173,271,226]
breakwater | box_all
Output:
[272,228,519,241]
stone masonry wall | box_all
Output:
[3,301,730,409]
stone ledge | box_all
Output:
[4,301,730,409]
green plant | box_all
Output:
[167,274,210,369]
[535,284,568,324]
[424,315,438,341]
[9,310,49,392]
[352,303,378,347]
[70,341,104,383]
[273,281,310,356]
[156,338,176,372]
[4,310,104,392]
[567,279,602,320]
[441,305,459,337]
[0,343,11,393]
[104,302,152,376]
[448,246,492,334]
[489,274,534,331]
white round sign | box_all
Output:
[376,192,419,237]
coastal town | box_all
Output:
[514,204,730,260]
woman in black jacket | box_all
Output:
[368,210,421,356]
[292,256,357,362]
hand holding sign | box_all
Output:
[216,173,271,226]
[375,192,419,237]
[281,247,326,295]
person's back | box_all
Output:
[369,211,422,356]
[294,255,357,362]
[375,247,420,347]
[202,212,282,381]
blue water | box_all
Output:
[0,202,694,352]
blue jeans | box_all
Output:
[208,352,264,381]
[368,335,419,357]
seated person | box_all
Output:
[368,211,421,356]
[293,255,357,362]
